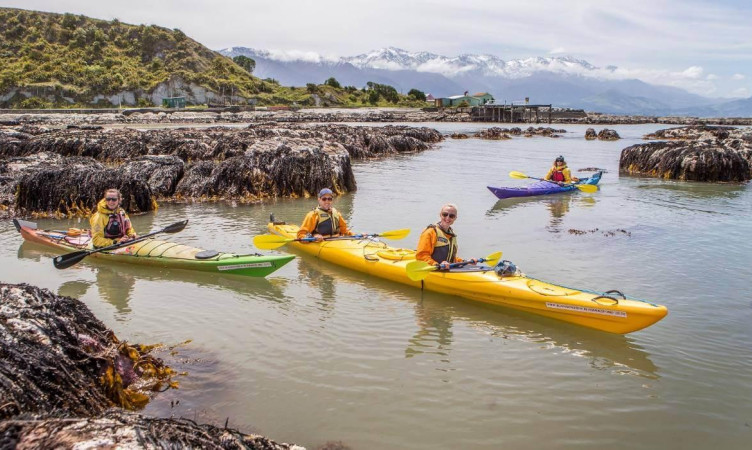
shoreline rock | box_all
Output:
[585,128,621,140]
[0,282,303,449]
[619,125,752,182]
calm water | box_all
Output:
[2,123,751,449]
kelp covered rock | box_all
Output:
[175,140,355,199]
[0,123,440,216]
[597,129,620,140]
[0,283,178,419]
[0,123,441,162]
[474,127,512,140]
[0,283,304,449]
[620,126,752,182]
[0,410,304,449]
[643,125,736,141]
[473,126,565,140]
[1,152,157,217]
[585,127,620,140]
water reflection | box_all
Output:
[95,264,137,316]
[57,280,93,299]
[628,181,750,216]
[296,257,337,317]
[633,180,749,199]
[479,306,659,377]
[295,252,658,378]
[406,295,453,360]
[487,195,597,232]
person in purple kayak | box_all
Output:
[544,155,579,185]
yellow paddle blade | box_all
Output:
[405,260,436,281]
[252,234,292,250]
[574,184,598,193]
[483,251,503,266]
[509,171,529,180]
[378,228,410,240]
[405,251,503,282]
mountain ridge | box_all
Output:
[220,46,749,117]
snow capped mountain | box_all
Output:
[222,46,599,79]
[345,47,597,79]
[219,46,742,116]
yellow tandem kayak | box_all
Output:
[267,222,667,334]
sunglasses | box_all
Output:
[441,212,456,219]
[320,197,333,201]
[105,197,119,201]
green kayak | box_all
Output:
[14,219,293,277]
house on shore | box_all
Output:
[435,92,494,107]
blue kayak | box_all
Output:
[488,172,602,199]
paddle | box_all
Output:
[52,219,189,270]
[253,228,410,250]
[508,171,598,193]
[405,251,503,282]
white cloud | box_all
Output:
[731,87,750,97]
[732,73,745,80]
[706,74,718,80]
[549,47,566,55]
[263,50,339,64]
[680,66,704,79]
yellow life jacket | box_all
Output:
[314,206,342,236]
[428,223,458,263]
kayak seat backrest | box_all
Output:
[195,249,220,259]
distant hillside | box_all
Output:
[0,8,426,108]
[0,8,270,107]
[222,47,752,117]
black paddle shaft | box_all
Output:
[52,219,188,270]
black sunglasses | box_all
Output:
[321,197,333,201]
[105,197,119,201]
[441,212,456,219]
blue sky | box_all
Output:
[5,0,751,98]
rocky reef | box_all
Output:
[474,126,566,140]
[0,410,304,449]
[0,283,178,418]
[0,123,442,217]
[619,125,752,182]
[585,128,621,140]
[0,282,302,449]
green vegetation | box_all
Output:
[408,88,426,101]
[232,55,255,74]
[324,77,341,88]
[0,7,428,108]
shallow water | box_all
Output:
[2,123,751,449]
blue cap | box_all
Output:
[318,188,334,198]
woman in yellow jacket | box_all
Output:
[90,188,138,248]
[544,155,579,185]
[416,204,477,270]
[297,188,353,242]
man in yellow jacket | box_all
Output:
[544,155,579,185]
[90,188,138,248]
[297,188,353,242]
